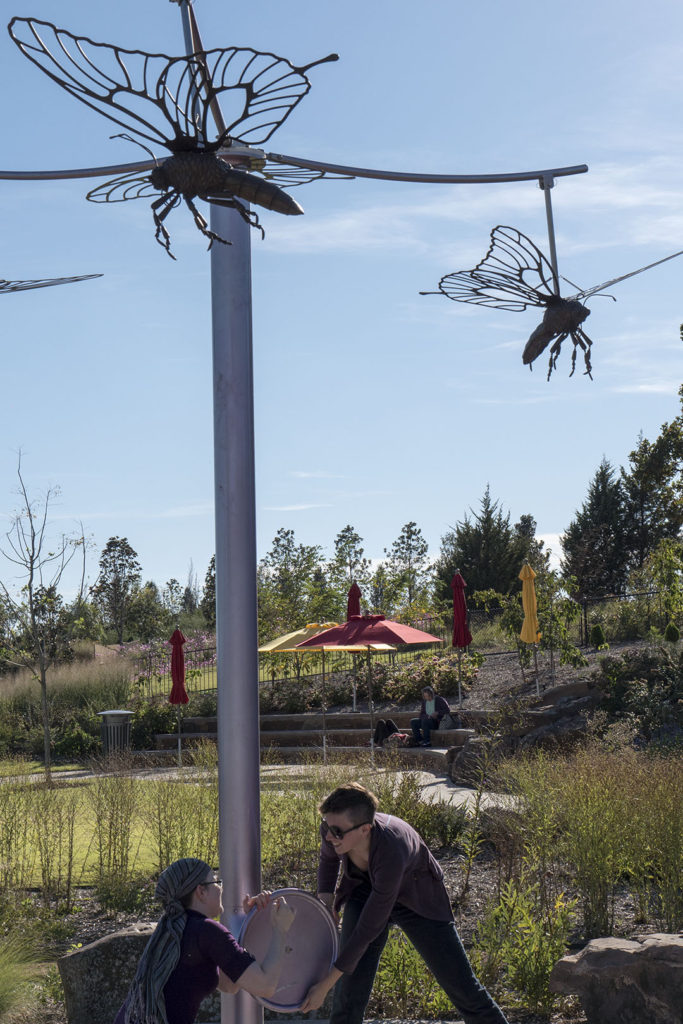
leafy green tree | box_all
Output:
[329,524,372,593]
[385,521,430,607]
[162,578,183,618]
[620,396,683,571]
[367,562,402,616]
[200,555,216,628]
[90,537,142,644]
[434,486,532,602]
[257,528,326,641]
[128,581,171,641]
[560,458,628,599]
[628,537,683,627]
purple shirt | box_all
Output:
[114,910,255,1024]
[317,812,453,974]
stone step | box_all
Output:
[182,712,474,732]
[155,727,476,750]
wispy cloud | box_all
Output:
[262,503,333,511]
[290,470,345,479]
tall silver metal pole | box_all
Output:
[210,201,263,1024]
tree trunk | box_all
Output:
[39,659,52,786]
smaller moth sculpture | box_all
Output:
[422,225,683,379]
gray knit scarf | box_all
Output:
[124,858,212,1024]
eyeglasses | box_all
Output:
[322,819,370,840]
[203,878,223,887]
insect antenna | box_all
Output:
[111,132,159,165]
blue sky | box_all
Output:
[1,0,682,599]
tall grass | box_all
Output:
[0,934,42,1019]
[495,746,683,936]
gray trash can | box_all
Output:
[97,710,134,754]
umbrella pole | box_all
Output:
[352,654,357,712]
[533,644,540,697]
[367,650,375,768]
[457,651,463,708]
[321,650,327,765]
[177,706,182,769]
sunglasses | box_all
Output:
[322,819,370,840]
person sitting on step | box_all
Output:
[410,685,451,747]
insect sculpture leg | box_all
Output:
[182,196,233,251]
[546,332,570,381]
[572,327,593,379]
[203,195,266,240]
[150,192,183,259]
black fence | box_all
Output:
[128,590,675,699]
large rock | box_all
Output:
[550,932,683,1024]
[58,926,221,1024]
[58,926,331,1023]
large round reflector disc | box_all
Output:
[238,888,339,1010]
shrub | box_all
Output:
[471,878,577,1014]
[589,623,607,650]
[665,621,680,643]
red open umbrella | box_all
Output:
[346,582,361,619]
[297,615,442,757]
[169,628,188,765]
[296,614,442,649]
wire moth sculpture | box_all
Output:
[1,274,101,293]
[422,225,683,379]
[9,18,341,258]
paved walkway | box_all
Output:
[23,762,512,813]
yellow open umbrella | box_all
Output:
[294,640,396,762]
[258,623,338,652]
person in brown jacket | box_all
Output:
[300,783,508,1024]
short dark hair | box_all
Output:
[319,783,379,824]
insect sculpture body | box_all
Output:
[422,225,683,380]
[9,18,338,257]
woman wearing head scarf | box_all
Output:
[113,857,295,1024]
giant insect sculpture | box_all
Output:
[421,225,683,379]
[1,274,101,293]
[8,17,340,258]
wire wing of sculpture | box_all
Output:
[421,225,683,380]
[8,18,342,257]
[1,274,101,293]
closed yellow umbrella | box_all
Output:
[519,563,541,694]
[519,564,541,643]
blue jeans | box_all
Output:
[330,897,508,1024]
[411,715,435,745]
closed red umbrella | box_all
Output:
[451,572,472,708]
[347,582,361,619]
[169,628,188,766]
[451,573,472,648]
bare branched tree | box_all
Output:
[0,455,86,783]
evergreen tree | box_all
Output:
[200,555,216,629]
[434,486,531,601]
[560,459,627,599]
[620,396,683,571]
